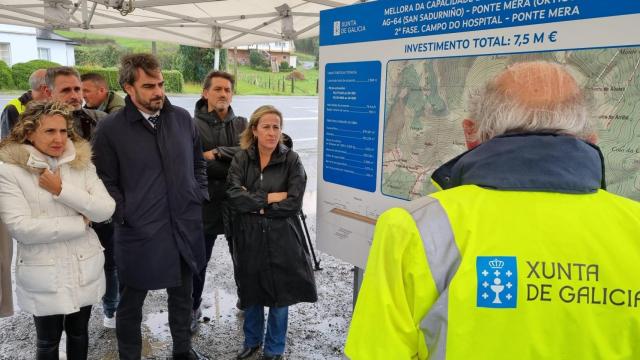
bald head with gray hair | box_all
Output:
[28,69,47,90]
[28,69,48,101]
[465,61,594,147]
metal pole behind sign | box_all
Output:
[353,267,364,309]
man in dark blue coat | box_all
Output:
[93,53,209,360]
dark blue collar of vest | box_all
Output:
[431,133,606,194]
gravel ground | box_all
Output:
[0,148,356,359]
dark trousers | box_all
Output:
[191,233,233,311]
[33,305,92,360]
[116,260,193,360]
[93,221,119,317]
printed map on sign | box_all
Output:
[382,48,640,201]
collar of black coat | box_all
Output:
[194,97,236,124]
[431,133,606,194]
[247,142,290,165]
[123,95,174,122]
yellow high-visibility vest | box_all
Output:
[346,186,640,360]
[4,98,27,114]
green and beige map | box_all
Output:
[382,48,640,201]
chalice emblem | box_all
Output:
[490,277,504,304]
[477,256,517,308]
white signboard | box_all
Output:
[317,1,640,268]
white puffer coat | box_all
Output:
[0,139,115,316]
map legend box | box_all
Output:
[323,61,381,192]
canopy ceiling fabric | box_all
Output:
[0,0,364,48]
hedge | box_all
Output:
[76,66,121,91]
[162,69,183,93]
[11,60,60,89]
[4,62,184,93]
[0,60,14,89]
[77,66,183,93]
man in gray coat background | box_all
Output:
[191,70,247,332]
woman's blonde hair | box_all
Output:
[239,105,283,149]
[1,101,77,147]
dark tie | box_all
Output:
[148,115,160,128]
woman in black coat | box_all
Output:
[227,105,317,360]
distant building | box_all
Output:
[230,41,297,69]
[0,24,77,66]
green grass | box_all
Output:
[293,52,316,62]
[55,31,318,95]
[56,30,178,52]
[230,65,318,96]
[183,82,203,94]
[184,65,318,95]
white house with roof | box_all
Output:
[0,24,76,66]
[230,41,297,70]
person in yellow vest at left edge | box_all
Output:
[0,69,48,138]
[345,61,640,360]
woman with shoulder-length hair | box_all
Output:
[227,105,317,360]
[0,101,115,359]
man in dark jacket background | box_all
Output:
[93,53,209,360]
[80,70,127,329]
[191,70,247,332]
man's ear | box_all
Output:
[123,83,133,97]
[585,132,598,145]
[463,119,480,150]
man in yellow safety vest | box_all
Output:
[0,68,47,138]
[345,61,640,360]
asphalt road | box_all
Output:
[0,94,320,152]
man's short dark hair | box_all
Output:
[45,66,80,91]
[202,70,235,91]
[118,53,161,90]
[81,72,109,89]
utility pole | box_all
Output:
[233,47,238,81]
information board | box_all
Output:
[317,0,640,268]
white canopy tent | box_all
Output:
[0,0,364,48]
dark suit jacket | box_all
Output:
[93,96,208,290]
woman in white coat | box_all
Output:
[0,101,115,360]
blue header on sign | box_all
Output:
[320,0,640,46]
